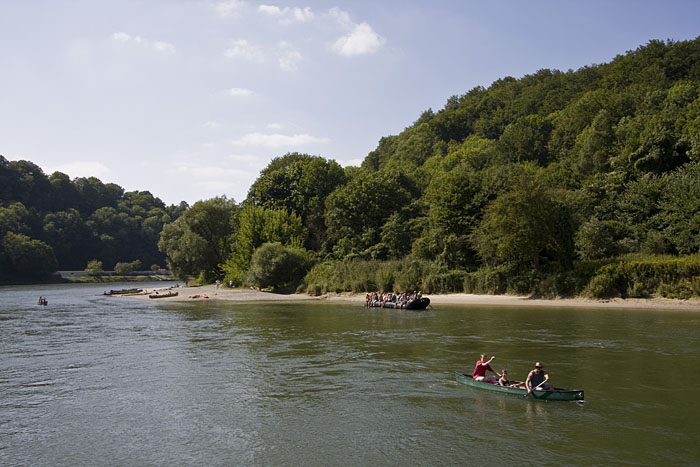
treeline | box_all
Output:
[0,157,187,282]
[159,37,700,299]
[8,37,700,298]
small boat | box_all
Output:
[455,372,584,401]
[367,297,430,310]
[148,291,178,299]
[109,288,143,295]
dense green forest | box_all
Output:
[0,157,187,282]
[4,37,700,298]
[157,37,700,299]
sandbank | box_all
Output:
[121,284,700,311]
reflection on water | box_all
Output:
[1,284,699,465]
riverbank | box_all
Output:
[123,285,700,311]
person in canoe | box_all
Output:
[526,361,554,394]
[498,369,511,386]
[473,354,501,383]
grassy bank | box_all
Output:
[302,255,700,300]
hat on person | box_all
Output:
[535,362,543,369]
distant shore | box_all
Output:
[122,284,700,311]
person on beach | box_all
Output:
[473,354,501,383]
[526,362,553,393]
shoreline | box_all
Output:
[122,285,700,311]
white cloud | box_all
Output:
[266,122,284,129]
[112,32,132,43]
[216,0,246,17]
[277,41,302,71]
[223,39,264,62]
[203,121,220,129]
[228,87,254,96]
[328,7,353,28]
[152,41,176,54]
[258,5,314,24]
[48,161,111,179]
[111,32,176,54]
[332,22,385,56]
[232,132,330,148]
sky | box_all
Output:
[2,1,699,206]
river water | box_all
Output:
[1,282,699,466]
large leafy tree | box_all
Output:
[42,209,95,269]
[1,232,57,280]
[246,153,346,250]
[324,171,412,258]
[222,205,307,284]
[158,196,238,281]
[470,166,575,271]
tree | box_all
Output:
[498,114,553,165]
[85,259,104,275]
[470,167,575,271]
[324,171,412,257]
[114,260,141,275]
[222,205,307,284]
[158,196,238,281]
[0,203,32,238]
[245,242,312,290]
[575,219,632,260]
[42,209,95,269]
[1,232,57,279]
[246,153,347,250]
[655,162,700,254]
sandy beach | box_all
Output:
[123,284,700,311]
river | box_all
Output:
[1,282,699,465]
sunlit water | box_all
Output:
[1,283,699,465]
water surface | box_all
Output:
[1,283,699,465]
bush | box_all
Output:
[246,242,313,291]
[583,255,700,298]
[464,265,511,294]
[114,261,135,275]
[85,259,104,276]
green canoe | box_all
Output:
[455,372,584,402]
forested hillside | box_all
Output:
[200,37,698,298]
[6,37,700,298]
[0,157,187,282]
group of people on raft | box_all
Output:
[365,291,422,308]
[472,354,553,394]
[37,296,48,305]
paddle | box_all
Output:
[524,379,546,398]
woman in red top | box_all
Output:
[473,354,501,383]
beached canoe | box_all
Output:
[108,288,143,295]
[367,297,430,310]
[455,372,584,401]
[148,291,178,299]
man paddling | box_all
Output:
[526,361,553,394]
[472,354,501,383]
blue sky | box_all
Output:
[2,0,699,205]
